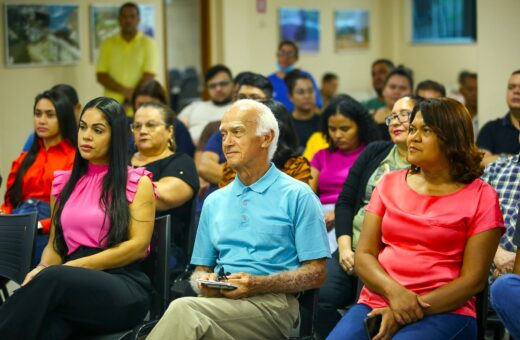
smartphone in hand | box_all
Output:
[364,314,382,339]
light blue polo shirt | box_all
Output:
[191,164,330,276]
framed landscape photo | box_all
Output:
[334,9,369,52]
[4,4,80,67]
[279,7,320,52]
[90,3,155,62]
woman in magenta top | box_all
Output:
[328,98,504,339]
[0,97,156,338]
[309,95,380,251]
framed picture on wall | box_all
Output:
[279,7,320,52]
[90,3,155,62]
[4,4,80,67]
[334,9,369,52]
[412,0,476,44]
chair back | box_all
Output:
[475,283,489,340]
[141,215,171,320]
[0,213,38,285]
[297,288,319,337]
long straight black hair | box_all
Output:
[6,90,76,208]
[52,97,130,258]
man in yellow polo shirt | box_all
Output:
[96,2,157,112]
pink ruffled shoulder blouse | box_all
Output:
[52,163,154,255]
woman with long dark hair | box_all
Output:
[1,89,76,262]
[309,96,380,252]
[218,99,311,187]
[0,97,156,338]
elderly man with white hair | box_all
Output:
[148,99,330,339]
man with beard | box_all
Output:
[179,64,234,144]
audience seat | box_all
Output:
[0,212,38,304]
[78,215,171,340]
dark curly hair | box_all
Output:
[320,94,381,149]
[408,98,483,183]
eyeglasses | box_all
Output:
[385,111,411,126]
[207,80,231,90]
[130,121,165,132]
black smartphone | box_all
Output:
[364,314,382,339]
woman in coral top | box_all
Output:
[328,98,504,339]
[1,89,76,262]
[0,97,156,338]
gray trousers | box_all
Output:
[147,293,299,340]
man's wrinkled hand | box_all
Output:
[221,272,258,299]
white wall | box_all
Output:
[210,0,479,101]
[165,0,200,71]
[0,0,165,199]
[477,0,520,125]
[212,0,385,100]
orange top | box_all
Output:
[218,156,311,188]
[2,139,76,233]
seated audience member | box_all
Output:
[373,67,414,139]
[302,94,357,161]
[286,70,321,152]
[130,102,199,269]
[199,73,274,187]
[231,71,256,99]
[415,79,446,99]
[482,150,520,278]
[460,71,478,125]
[328,98,504,339]
[309,96,380,252]
[477,70,520,165]
[23,84,81,152]
[267,40,322,112]
[315,95,421,337]
[490,216,520,339]
[219,99,311,187]
[0,97,156,338]
[178,64,234,144]
[147,99,330,339]
[1,90,76,263]
[363,59,395,113]
[132,79,195,157]
[320,73,339,109]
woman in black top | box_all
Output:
[130,102,200,269]
[315,95,422,338]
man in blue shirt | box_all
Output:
[149,99,329,339]
[267,40,322,112]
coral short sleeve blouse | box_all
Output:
[358,169,504,317]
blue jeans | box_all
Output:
[491,274,520,339]
[12,199,51,265]
[327,303,477,340]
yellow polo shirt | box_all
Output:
[96,32,157,103]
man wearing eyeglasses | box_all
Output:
[178,64,234,144]
[267,40,322,112]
